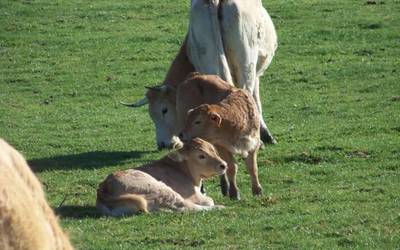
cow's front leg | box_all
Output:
[227,160,240,200]
[244,148,262,196]
[219,174,229,196]
[215,145,230,196]
[217,146,240,200]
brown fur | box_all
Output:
[0,139,74,250]
[176,74,233,132]
[96,138,227,216]
[162,35,196,90]
[180,75,262,199]
[144,37,196,110]
[138,0,279,148]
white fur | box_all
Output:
[224,135,260,158]
[187,0,278,133]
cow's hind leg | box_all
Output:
[220,2,276,145]
[244,148,263,196]
[254,78,277,145]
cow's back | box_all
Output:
[97,169,188,213]
[137,157,196,199]
[220,89,260,153]
[177,74,232,130]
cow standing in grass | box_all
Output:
[122,0,278,149]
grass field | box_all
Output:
[1,0,399,249]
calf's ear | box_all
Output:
[168,151,185,162]
[209,112,222,127]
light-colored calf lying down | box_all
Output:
[96,138,227,216]
[0,139,74,250]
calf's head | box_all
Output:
[180,104,222,142]
[169,138,227,178]
[121,85,181,150]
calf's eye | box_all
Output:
[194,121,201,125]
[198,154,205,160]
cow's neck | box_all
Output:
[162,35,196,89]
[178,160,202,188]
[163,156,201,187]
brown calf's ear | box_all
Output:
[167,151,185,162]
[209,112,222,127]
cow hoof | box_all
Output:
[221,186,229,197]
[252,185,263,196]
[229,190,240,200]
[260,131,277,145]
[229,193,240,200]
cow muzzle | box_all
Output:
[157,136,182,150]
[178,132,188,143]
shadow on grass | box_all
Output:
[270,152,329,165]
[29,150,155,172]
[56,205,101,219]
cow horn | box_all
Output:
[145,85,167,92]
[120,97,148,107]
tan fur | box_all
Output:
[162,35,196,90]
[180,75,262,199]
[176,74,232,132]
[136,0,278,148]
[0,139,74,250]
[180,74,260,155]
[96,138,227,216]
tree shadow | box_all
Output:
[29,150,156,172]
[55,205,101,219]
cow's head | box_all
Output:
[179,104,222,142]
[168,138,227,178]
[121,85,181,150]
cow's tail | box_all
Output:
[96,187,148,216]
[208,0,233,84]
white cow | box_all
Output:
[122,0,278,148]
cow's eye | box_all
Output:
[194,121,201,125]
[161,108,168,116]
[198,154,206,160]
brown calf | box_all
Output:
[179,74,262,200]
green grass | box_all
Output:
[1,0,399,249]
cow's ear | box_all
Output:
[168,151,185,162]
[209,112,222,127]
